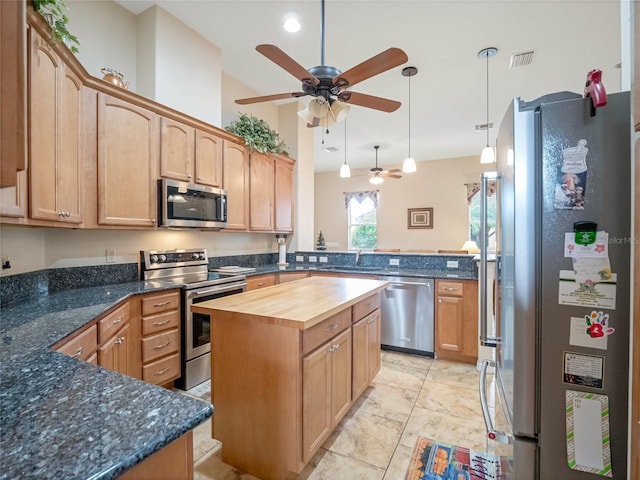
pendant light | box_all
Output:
[369,145,384,185]
[478,47,498,164]
[402,66,417,173]
[339,119,351,178]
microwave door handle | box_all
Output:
[217,196,227,222]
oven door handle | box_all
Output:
[189,283,246,298]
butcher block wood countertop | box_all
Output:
[191,276,389,329]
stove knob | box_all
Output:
[192,253,200,260]
[199,253,206,260]
[150,255,159,263]
[159,254,167,262]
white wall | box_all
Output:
[66,0,137,88]
[314,156,488,252]
[221,71,278,131]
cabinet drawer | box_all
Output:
[303,309,351,354]
[246,274,277,290]
[437,281,464,297]
[352,293,381,321]
[142,328,180,363]
[142,310,180,336]
[141,291,180,316]
[98,302,130,343]
[57,323,98,361]
[143,352,180,385]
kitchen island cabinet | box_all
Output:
[192,276,388,480]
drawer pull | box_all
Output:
[152,301,171,307]
[152,319,171,326]
[257,282,266,287]
[153,367,171,376]
[325,323,338,332]
[71,347,83,358]
[367,318,375,324]
[153,341,171,350]
[330,343,341,352]
[438,299,442,303]
[115,336,125,345]
[112,315,123,324]
[443,287,459,291]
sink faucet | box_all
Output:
[355,250,362,266]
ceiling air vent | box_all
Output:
[509,50,535,68]
[323,146,339,153]
[475,123,493,131]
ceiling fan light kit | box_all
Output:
[478,47,498,164]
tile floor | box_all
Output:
[181,350,498,480]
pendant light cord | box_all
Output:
[344,118,347,165]
[486,52,489,147]
[408,73,412,156]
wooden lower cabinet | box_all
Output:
[120,431,193,480]
[434,279,478,364]
[98,323,132,376]
[352,308,381,399]
[278,271,308,283]
[54,323,98,361]
[302,328,352,463]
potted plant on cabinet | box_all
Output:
[225,113,289,155]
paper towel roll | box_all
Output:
[278,243,287,264]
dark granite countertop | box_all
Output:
[244,264,478,281]
[0,282,213,480]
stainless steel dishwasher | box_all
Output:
[380,276,434,356]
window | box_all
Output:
[468,190,496,249]
[348,196,377,250]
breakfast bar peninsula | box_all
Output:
[192,276,388,480]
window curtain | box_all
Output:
[343,190,378,209]
[465,182,496,205]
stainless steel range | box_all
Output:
[141,248,247,390]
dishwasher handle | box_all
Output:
[388,280,430,287]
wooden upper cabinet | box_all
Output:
[0,0,27,188]
[160,118,223,187]
[97,93,159,227]
[160,117,194,182]
[222,140,249,230]
[29,26,83,224]
[249,152,275,231]
[274,155,295,233]
[194,130,223,187]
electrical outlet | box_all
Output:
[106,248,116,264]
[389,258,400,266]
[1,255,11,269]
[308,255,317,263]
[296,255,304,262]
[447,260,458,269]
[319,256,328,263]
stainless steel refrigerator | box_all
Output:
[478,91,631,479]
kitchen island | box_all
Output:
[192,276,389,480]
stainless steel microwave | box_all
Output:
[159,179,227,229]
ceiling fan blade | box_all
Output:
[256,44,319,85]
[235,92,307,105]
[383,173,403,179]
[384,168,402,173]
[332,47,408,89]
[338,91,401,112]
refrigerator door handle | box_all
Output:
[480,172,501,347]
[479,359,513,444]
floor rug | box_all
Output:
[406,436,512,480]
[182,379,212,403]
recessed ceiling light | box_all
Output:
[283,16,301,33]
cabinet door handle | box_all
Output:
[115,336,125,345]
[332,343,341,351]
[152,319,171,326]
[367,318,375,324]
[153,367,171,376]
[325,323,338,332]
[71,347,83,358]
[438,299,442,303]
[112,315,123,324]
[153,301,171,307]
[153,341,171,350]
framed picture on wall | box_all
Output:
[408,208,433,229]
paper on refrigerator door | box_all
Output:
[565,390,612,476]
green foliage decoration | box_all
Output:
[225,113,288,155]
[32,0,80,54]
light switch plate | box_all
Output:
[296,255,304,262]
[447,260,458,268]
[106,248,116,263]
[389,258,400,266]
[319,256,328,263]
[309,256,317,263]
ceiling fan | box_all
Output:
[235,0,408,127]
[356,145,402,185]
